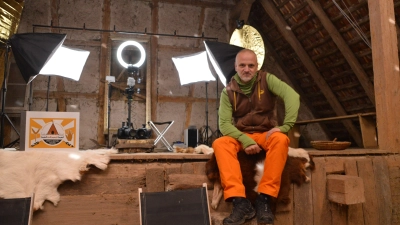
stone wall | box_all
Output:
[16,0,235,149]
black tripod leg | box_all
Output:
[4,114,20,137]
[0,113,21,148]
[5,138,19,148]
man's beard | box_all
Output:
[240,73,253,83]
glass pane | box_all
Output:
[5,84,26,108]
[8,60,26,84]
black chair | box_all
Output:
[0,193,34,225]
[139,183,211,225]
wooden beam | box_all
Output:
[158,95,217,103]
[63,39,100,47]
[153,0,233,8]
[97,0,111,145]
[396,24,400,55]
[229,0,255,34]
[368,0,400,152]
[50,0,66,112]
[259,0,363,147]
[295,112,376,125]
[283,2,308,20]
[330,0,368,22]
[150,1,159,122]
[238,0,255,22]
[33,91,98,99]
[306,0,375,105]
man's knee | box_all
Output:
[212,136,226,149]
[270,132,290,144]
[212,136,240,154]
[213,136,235,147]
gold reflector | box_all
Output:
[230,24,265,70]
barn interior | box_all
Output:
[0,0,400,224]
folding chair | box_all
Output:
[148,121,174,151]
[139,183,211,225]
[0,193,34,225]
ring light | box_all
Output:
[117,41,146,68]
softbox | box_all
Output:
[9,33,66,83]
[9,33,90,84]
[204,41,244,86]
[172,51,215,86]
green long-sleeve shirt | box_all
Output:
[219,72,300,148]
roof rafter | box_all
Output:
[229,0,255,34]
[260,33,334,139]
[259,0,363,146]
[306,0,375,105]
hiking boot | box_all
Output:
[255,193,274,225]
[223,197,256,225]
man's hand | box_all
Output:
[266,127,281,140]
[244,144,262,155]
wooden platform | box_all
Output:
[110,148,389,160]
[31,148,400,225]
[114,139,155,153]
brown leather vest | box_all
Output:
[226,71,277,132]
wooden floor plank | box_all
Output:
[275,185,294,225]
[357,158,379,225]
[293,169,313,225]
[58,163,146,195]
[330,203,348,225]
[32,193,139,225]
[312,157,331,225]
[344,158,365,225]
[373,156,392,225]
[385,155,400,224]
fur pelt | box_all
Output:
[0,148,117,211]
[173,144,214,154]
[205,147,315,211]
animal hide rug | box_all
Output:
[0,149,117,211]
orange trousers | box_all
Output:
[212,132,289,200]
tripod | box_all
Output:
[212,78,222,139]
[199,82,213,146]
[0,44,20,148]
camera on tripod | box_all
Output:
[117,122,152,140]
[136,124,152,139]
[125,77,136,100]
[117,122,136,139]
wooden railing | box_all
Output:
[288,112,377,148]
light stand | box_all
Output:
[172,51,216,147]
[0,43,20,148]
[212,79,222,139]
[199,82,212,146]
[125,76,136,130]
[46,76,50,111]
[106,76,115,148]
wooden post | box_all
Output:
[368,0,400,152]
[358,115,378,148]
[288,124,300,148]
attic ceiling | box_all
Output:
[241,0,395,147]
